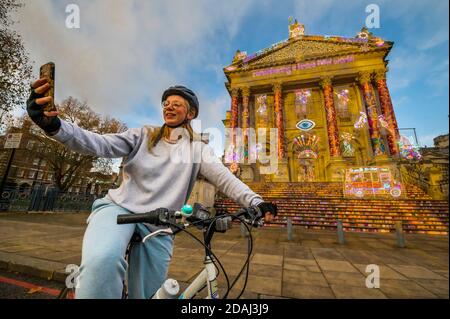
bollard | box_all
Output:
[287,217,293,241]
[395,221,406,248]
[240,222,249,237]
[337,220,345,244]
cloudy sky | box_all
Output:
[10,0,449,160]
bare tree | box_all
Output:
[19,97,127,192]
[0,0,32,130]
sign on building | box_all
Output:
[4,133,22,149]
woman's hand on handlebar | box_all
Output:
[255,202,277,223]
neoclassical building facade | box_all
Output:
[222,23,401,184]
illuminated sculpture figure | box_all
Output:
[341,132,356,157]
[378,114,396,139]
[295,89,311,105]
[336,89,350,108]
[288,17,305,39]
[356,27,371,40]
[232,49,247,63]
[378,115,390,130]
[354,112,368,129]
[256,94,268,115]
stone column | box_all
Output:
[358,71,385,156]
[230,87,240,157]
[374,69,400,156]
[273,82,286,159]
[272,83,289,182]
[230,87,239,131]
[320,76,341,157]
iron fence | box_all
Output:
[0,185,106,212]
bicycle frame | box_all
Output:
[177,256,219,299]
[145,228,220,299]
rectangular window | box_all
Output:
[294,89,312,118]
[33,158,40,166]
[334,86,351,120]
[47,173,53,181]
[37,172,44,180]
[17,169,25,178]
[28,171,36,179]
[26,141,35,150]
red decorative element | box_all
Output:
[230,89,239,129]
[273,84,286,159]
[376,78,400,155]
[230,89,239,157]
[321,81,341,157]
[359,79,384,156]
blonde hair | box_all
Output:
[147,122,203,154]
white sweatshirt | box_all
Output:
[51,120,264,216]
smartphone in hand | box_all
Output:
[39,62,56,112]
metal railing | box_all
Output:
[0,185,106,212]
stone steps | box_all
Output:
[214,182,448,234]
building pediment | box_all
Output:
[225,34,392,74]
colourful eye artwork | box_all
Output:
[296,119,315,131]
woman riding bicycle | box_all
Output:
[27,79,277,299]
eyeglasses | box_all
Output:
[162,100,187,110]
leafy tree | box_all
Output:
[0,0,32,131]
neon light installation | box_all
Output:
[296,119,316,131]
[398,135,422,160]
[341,132,356,157]
[344,167,403,199]
[354,112,368,129]
[293,134,319,159]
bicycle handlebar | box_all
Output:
[117,210,165,225]
[116,204,264,230]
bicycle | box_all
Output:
[117,202,264,299]
[57,202,263,299]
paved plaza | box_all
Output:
[0,212,448,299]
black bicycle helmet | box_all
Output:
[162,85,199,119]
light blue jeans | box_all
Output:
[75,197,174,299]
